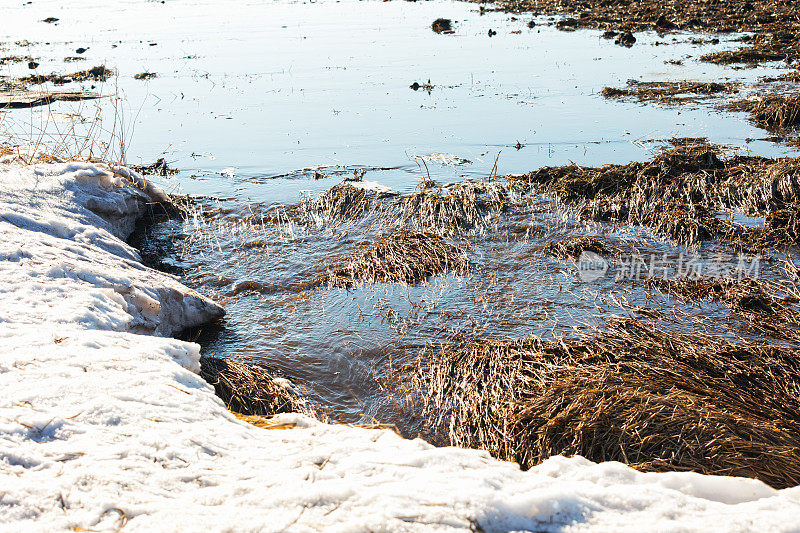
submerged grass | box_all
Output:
[601,81,739,105]
[418,316,800,489]
[647,275,800,342]
[537,236,624,259]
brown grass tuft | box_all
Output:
[728,93,800,130]
[508,142,800,248]
[395,180,508,233]
[601,81,738,105]
[315,229,469,288]
[199,356,315,417]
[419,317,800,488]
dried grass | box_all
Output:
[199,356,315,417]
[647,275,800,342]
[19,65,114,86]
[307,179,510,235]
[394,180,509,233]
[419,317,800,488]
[312,182,375,222]
[315,229,469,288]
[602,81,739,105]
[508,142,800,248]
[728,93,800,130]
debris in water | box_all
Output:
[615,31,636,47]
[0,88,101,109]
[601,80,739,105]
[410,80,434,93]
[133,71,157,80]
[431,18,453,34]
[130,158,179,177]
[20,65,113,86]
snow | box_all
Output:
[2,161,800,532]
[348,180,394,194]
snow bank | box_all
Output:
[2,162,800,532]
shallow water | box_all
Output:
[3,0,797,200]
[2,0,797,433]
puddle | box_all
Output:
[2,0,798,434]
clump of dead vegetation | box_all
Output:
[0,55,34,65]
[601,80,739,105]
[508,141,800,248]
[537,236,623,259]
[19,65,113,85]
[647,275,800,342]
[727,93,800,130]
[200,356,316,417]
[131,157,179,177]
[418,316,800,488]
[306,179,510,235]
[394,180,509,234]
[311,182,380,223]
[431,18,453,34]
[702,32,799,66]
[314,229,469,288]
[133,72,157,81]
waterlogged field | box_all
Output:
[3,0,800,444]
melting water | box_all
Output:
[2,0,798,434]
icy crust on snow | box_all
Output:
[2,163,800,532]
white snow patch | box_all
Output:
[348,180,393,194]
[2,161,800,532]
